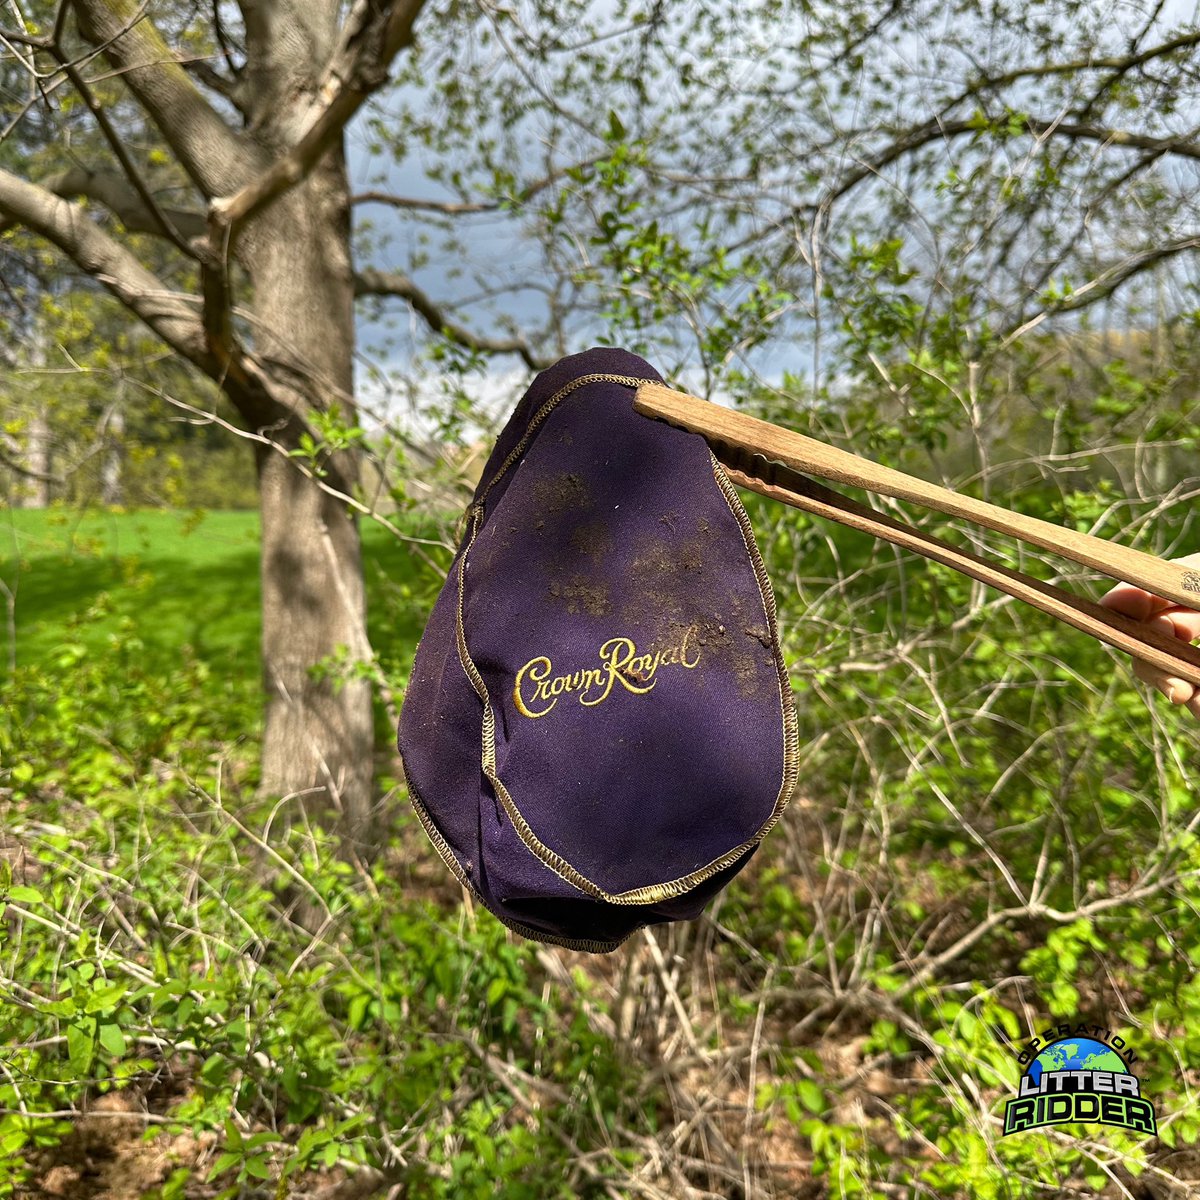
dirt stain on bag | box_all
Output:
[621,534,766,699]
[547,575,611,616]
[569,519,614,560]
[532,471,591,515]
[689,614,765,699]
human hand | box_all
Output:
[1098,551,1200,720]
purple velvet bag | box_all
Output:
[397,348,798,952]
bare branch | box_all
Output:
[71,0,251,196]
[352,190,499,215]
[0,423,113,486]
[0,167,211,367]
[47,42,201,256]
[731,110,1200,264]
[0,443,61,484]
[1042,117,1200,160]
[209,0,425,237]
[998,232,1200,348]
[0,168,288,435]
[0,18,201,257]
[354,267,551,369]
[964,26,1200,100]
[351,156,605,215]
[38,166,207,244]
[180,56,250,116]
[129,378,454,564]
[1047,235,1200,315]
[826,115,1200,214]
[894,867,1192,1000]
[55,56,192,253]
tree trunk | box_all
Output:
[242,158,376,851]
[24,410,50,508]
[52,0,381,850]
[100,403,124,506]
[255,443,376,848]
[238,2,376,850]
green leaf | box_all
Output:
[201,1055,229,1086]
[98,1023,126,1056]
[87,983,127,1013]
[67,1019,96,1071]
[347,992,371,1029]
[206,1152,242,1182]
[243,1155,271,1181]
[797,1080,825,1114]
[6,885,42,904]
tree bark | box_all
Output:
[21,411,51,507]
[237,4,376,848]
[100,403,124,506]
[254,424,376,849]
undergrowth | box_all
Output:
[2,451,1200,1198]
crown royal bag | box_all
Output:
[397,347,799,952]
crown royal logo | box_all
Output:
[513,626,701,719]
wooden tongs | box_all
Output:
[634,382,1200,689]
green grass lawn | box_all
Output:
[0,505,448,693]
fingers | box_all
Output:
[1098,551,1200,620]
[1098,581,1175,622]
[1132,658,1194,703]
[1129,611,1200,708]
[1164,607,1200,643]
[1097,555,1200,719]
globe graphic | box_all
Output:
[1027,1037,1127,1087]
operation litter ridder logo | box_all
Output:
[1003,1022,1157,1136]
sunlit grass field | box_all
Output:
[0,505,441,693]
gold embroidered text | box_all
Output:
[513,627,701,719]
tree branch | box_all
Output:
[2,17,216,255]
[1016,147,1170,304]
[71,0,250,197]
[961,27,1200,102]
[354,267,551,369]
[180,56,250,116]
[894,867,1191,1000]
[1055,234,1200,312]
[39,166,207,244]
[0,167,213,367]
[209,0,425,238]
[826,115,1200,214]
[0,442,62,484]
[352,189,497,215]
[1040,117,1200,161]
[351,156,606,215]
[0,166,290,435]
[0,424,116,486]
[47,39,201,257]
[998,232,1200,348]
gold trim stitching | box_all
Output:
[476,373,655,507]
[401,759,631,952]
[710,452,801,838]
